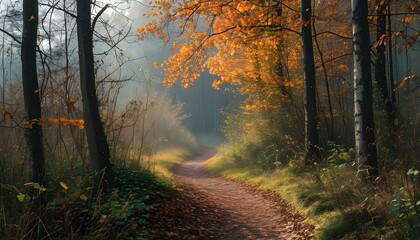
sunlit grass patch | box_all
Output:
[144,147,198,181]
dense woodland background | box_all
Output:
[0,0,419,239]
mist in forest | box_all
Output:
[0,0,419,239]
[89,1,240,146]
[0,0,236,151]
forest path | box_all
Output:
[168,148,314,239]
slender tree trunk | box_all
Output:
[375,0,398,149]
[76,0,114,188]
[301,0,320,164]
[312,2,335,142]
[22,0,45,203]
[352,0,379,179]
[387,0,396,106]
[22,0,47,238]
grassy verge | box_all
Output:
[143,147,198,181]
[206,146,334,231]
[206,145,419,239]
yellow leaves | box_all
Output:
[23,182,35,187]
[59,181,89,201]
[59,181,69,190]
[56,118,85,130]
[374,34,387,48]
[212,80,222,90]
[24,118,84,130]
[47,118,59,126]
[403,16,413,24]
[244,104,257,112]
[229,48,235,56]
[79,194,88,201]
[395,75,418,90]
[28,15,36,21]
[23,119,36,129]
[24,182,47,192]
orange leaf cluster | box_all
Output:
[24,118,84,130]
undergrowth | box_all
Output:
[0,163,173,239]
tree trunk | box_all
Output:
[22,0,45,203]
[76,0,114,189]
[387,0,396,106]
[312,2,335,142]
[301,0,320,164]
[22,0,47,238]
[375,0,398,149]
[352,0,379,179]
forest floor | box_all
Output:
[145,149,315,239]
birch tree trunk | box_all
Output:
[301,0,320,164]
[76,0,114,188]
[352,0,379,179]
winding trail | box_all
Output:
[170,148,314,239]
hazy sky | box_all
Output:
[0,0,169,103]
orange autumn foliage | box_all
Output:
[137,1,354,110]
[24,118,84,130]
[138,0,305,110]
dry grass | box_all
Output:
[144,148,198,181]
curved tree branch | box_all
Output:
[92,4,109,32]
[0,27,21,44]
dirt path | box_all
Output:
[169,148,315,240]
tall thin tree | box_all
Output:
[352,0,379,179]
[301,0,321,164]
[375,0,397,150]
[76,0,114,188]
[22,0,47,238]
[22,0,45,201]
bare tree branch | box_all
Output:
[0,27,21,44]
[92,4,109,32]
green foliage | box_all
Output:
[0,165,170,239]
[323,141,352,165]
[319,209,373,240]
[83,165,167,238]
[222,106,304,170]
[388,169,420,239]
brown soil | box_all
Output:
[147,149,315,239]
